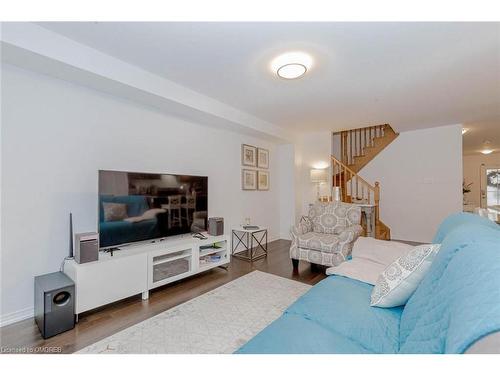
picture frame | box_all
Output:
[242,169,257,190]
[257,170,270,190]
[257,148,269,169]
[241,144,257,167]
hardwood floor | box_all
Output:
[0,239,326,354]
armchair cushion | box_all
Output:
[297,232,340,253]
[308,201,361,234]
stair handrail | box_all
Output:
[331,155,376,192]
[331,155,381,215]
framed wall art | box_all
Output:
[242,144,257,167]
[257,170,270,190]
[242,169,257,190]
[257,148,269,169]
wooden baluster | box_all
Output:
[342,165,345,199]
[340,133,343,164]
[374,181,380,221]
[350,173,353,202]
[361,129,363,153]
[357,129,360,156]
[332,158,336,187]
[349,130,353,165]
[354,129,357,157]
[358,129,361,156]
[336,160,340,188]
[363,127,367,153]
[343,132,346,164]
[345,132,348,164]
[356,176,359,200]
[334,160,337,196]
[341,133,344,164]
[343,132,347,164]
[342,164,346,201]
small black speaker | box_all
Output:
[208,217,224,236]
[34,272,75,339]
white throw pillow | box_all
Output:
[370,244,441,308]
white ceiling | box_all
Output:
[36,22,500,133]
[463,120,500,155]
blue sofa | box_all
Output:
[237,213,500,354]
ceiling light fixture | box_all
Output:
[462,128,468,135]
[271,52,313,80]
[481,140,494,154]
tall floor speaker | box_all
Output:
[34,272,75,339]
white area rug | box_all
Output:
[77,271,311,354]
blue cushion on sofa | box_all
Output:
[236,312,374,354]
[287,276,402,353]
[399,223,500,353]
[237,276,402,354]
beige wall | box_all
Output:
[463,153,500,207]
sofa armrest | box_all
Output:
[338,224,363,244]
[465,331,500,354]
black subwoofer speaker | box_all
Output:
[34,272,75,339]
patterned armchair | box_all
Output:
[290,201,363,269]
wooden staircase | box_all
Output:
[331,124,398,240]
[339,124,398,173]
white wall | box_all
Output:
[277,144,295,240]
[463,153,500,207]
[0,64,291,325]
[360,124,463,242]
[294,131,332,220]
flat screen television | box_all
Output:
[98,170,208,249]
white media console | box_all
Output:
[64,233,230,315]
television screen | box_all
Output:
[98,170,208,249]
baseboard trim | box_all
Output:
[0,306,33,328]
